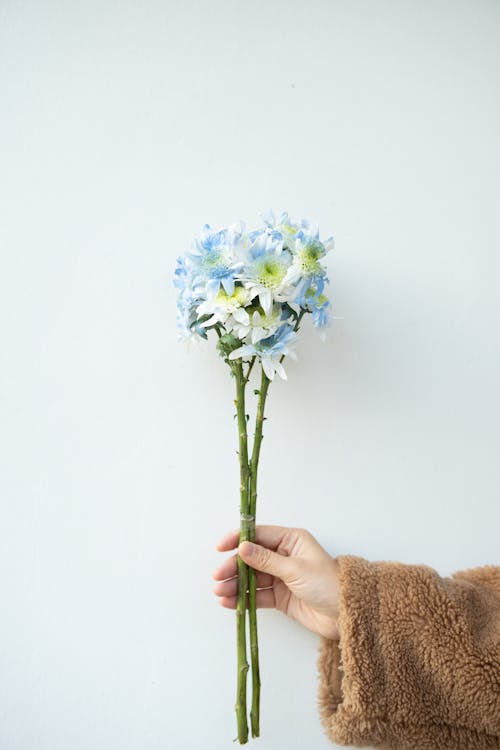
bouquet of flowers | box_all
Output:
[174,210,334,743]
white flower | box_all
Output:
[282,233,329,287]
[196,285,251,328]
[228,323,298,381]
[229,304,282,343]
[238,235,296,315]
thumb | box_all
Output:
[239,541,294,582]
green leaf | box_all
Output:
[216,333,241,359]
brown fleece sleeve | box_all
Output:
[317,555,500,749]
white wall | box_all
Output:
[1,1,499,748]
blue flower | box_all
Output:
[228,323,298,380]
[260,210,323,250]
[237,233,295,315]
[176,292,208,341]
[296,280,331,338]
[174,257,207,340]
[174,211,334,353]
[283,232,328,286]
[190,224,244,299]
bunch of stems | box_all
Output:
[230,311,304,744]
[232,357,269,743]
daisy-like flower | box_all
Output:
[196,284,251,329]
[176,289,208,341]
[296,281,332,340]
[311,294,331,331]
[282,231,332,289]
[238,234,296,315]
[174,210,334,350]
[228,323,298,380]
[260,209,321,250]
[229,303,285,343]
[190,223,244,299]
[174,257,208,340]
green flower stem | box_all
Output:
[248,365,271,738]
[230,309,304,742]
[293,309,306,334]
[243,355,255,384]
[234,361,250,745]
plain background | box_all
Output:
[1,1,499,748]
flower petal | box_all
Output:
[228,345,253,360]
[221,276,235,296]
[261,357,276,380]
[260,209,275,227]
[252,326,265,344]
[274,361,288,380]
[206,278,220,299]
[232,307,249,325]
[259,289,273,315]
[282,266,300,286]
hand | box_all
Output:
[212,525,340,640]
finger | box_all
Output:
[251,571,274,588]
[219,588,276,610]
[215,530,240,552]
[239,541,298,583]
[216,525,295,553]
[212,554,275,583]
[212,553,238,581]
[213,572,274,597]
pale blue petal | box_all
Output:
[221,276,235,296]
[206,278,220,298]
[260,209,275,227]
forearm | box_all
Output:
[317,555,500,750]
